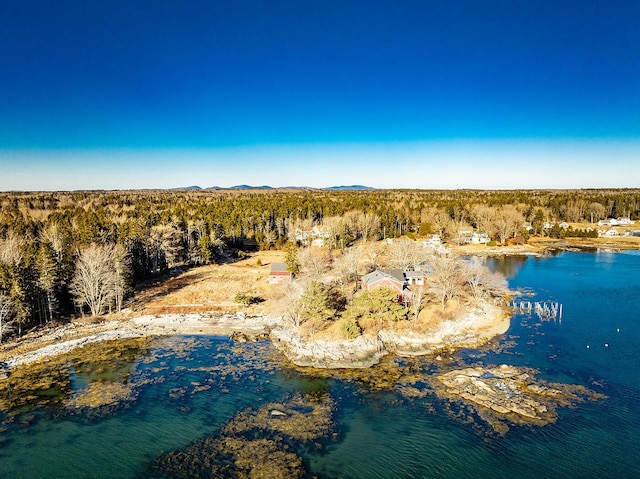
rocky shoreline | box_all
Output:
[0,312,281,372]
[271,302,509,368]
[1,302,509,372]
[0,305,606,433]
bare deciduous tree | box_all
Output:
[470,204,498,240]
[421,207,452,240]
[0,235,24,266]
[299,247,332,279]
[408,284,428,320]
[0,293,13,343]
[426,252,464,311]
[563,199,588,223]
[111,244,130,313]
[587,202,607,223]
[150,223,183,271]
[388,240,428,271]
[461,258,509,303]
[322,216,346,250]
[260,220,276,249]
[70,244,130,316]
[358,212,381,241]
[333,247,360,289]
[343,211,381,241]
[278,281,304,328]
[494,206,524,244]
[40,223,67,262]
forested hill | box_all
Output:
[0,188,638,338]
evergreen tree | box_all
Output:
[284,241,300,275]
[344,287,406,332]
[297,281,336,333]
[36,242,58,322]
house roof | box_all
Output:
[361,269,405,286]
[270,262,289,273]
[404,271,425,279]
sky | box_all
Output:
[1,0,639,190]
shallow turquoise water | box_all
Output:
[1,251,639,478]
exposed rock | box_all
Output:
[430,364,606,434]
[2,302,507,372]
[0,362,9,380]
[0,337,150,415]
[271,302,509,368]
[147,393,333,479]
[270,329,386,369]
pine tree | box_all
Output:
[36,242,58,322]
[344,287,406,332]
[297,281,335,334]
[284,241,300,275]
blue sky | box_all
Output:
[1,1,639,190]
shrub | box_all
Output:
[340,317,361,340]
[234,292,256,306]
[418,222,434,236]
[256,258,263,266]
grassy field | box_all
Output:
[129,250,286,316]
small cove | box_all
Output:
[1,251,640,478]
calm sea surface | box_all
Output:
[1,251,639,478]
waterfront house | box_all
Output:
[422,234,442,248]
[361,269,406,301]
[465,232,491,245]
[598,227,620,238]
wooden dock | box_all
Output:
[509,300,563,321]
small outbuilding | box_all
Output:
[268,262,293,284]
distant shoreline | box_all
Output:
[451,236,640,256]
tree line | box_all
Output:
[0,188,638,341]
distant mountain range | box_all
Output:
[170,185,202,190]
[171,185,374,191]
[325,185,375,190]
[229,184,273,189]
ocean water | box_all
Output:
[1,251,639,479]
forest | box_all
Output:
[0,188,638,341]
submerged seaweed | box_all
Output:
[145,392,335,479]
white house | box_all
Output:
[598,227,619,238]
[598,218,619,226]
[295,225,331,247]
[404,271,425,286]
[422,234,442,248]
[467,232,491,244]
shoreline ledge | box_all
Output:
[2,302,509,372]
[270,301,510,369]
